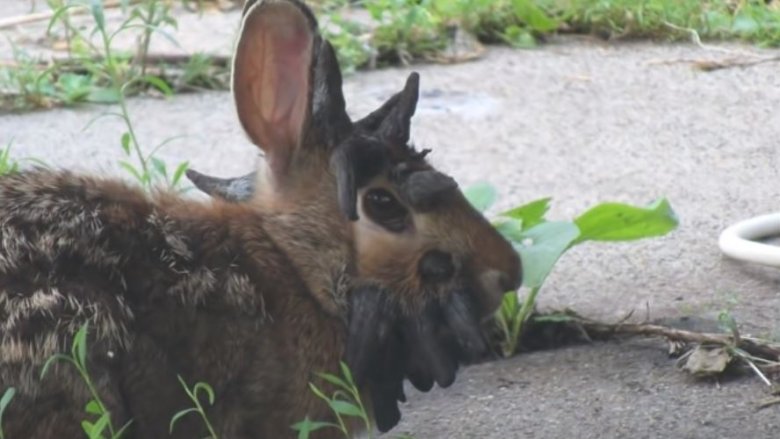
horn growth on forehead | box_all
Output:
[377,73,420,146]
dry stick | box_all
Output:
[646,21,780,71]
[575,319,780,362]
[0,0,137,30]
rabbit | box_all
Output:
[0,0,522,438]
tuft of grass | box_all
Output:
[170,376,219,439]
[315,0,780,71]
[292,361,372,439]
[40,322,133,439]
[292,361,415,439]
[464,183,679,357]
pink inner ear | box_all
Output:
[234,2,313,176]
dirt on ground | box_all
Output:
[2,2,780,438]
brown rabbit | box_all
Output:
[0,0,521,437]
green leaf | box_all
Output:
[85,400,102,415]
[494,218,524,242]
[732,14,759,35]
[0,387,15,439]
[81,420,94,436]
[87,87,121,103]
[463,182,497,212]
[328,400,364,417]
[118,161,144,183]
[291,417,337,439]
[315,372,349,392]
[40,354,71,379]
[193,382,215,405]
[338,361,356,388]
[150,157,168,179]
[500,197,551,229]
[516,221,580,288]
[90,0,106,32]
[91,413,110,436]
[120,132,131,155]
[512,0,558,32]
[169,408,198,434]
[171,161,189,187]
[72,323,89,369]
[141,75,173,97]
[573,198,678,245]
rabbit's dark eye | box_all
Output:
[363,188,409,232]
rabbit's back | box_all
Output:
[0,169,156,366]
[0,169,329,438]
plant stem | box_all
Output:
[505,287,540,356]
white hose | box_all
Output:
[718,212,780,267]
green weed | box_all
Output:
[464,183,679,356]
[170,376,219,439]
[40,323,133,439]
[292,361,372,439]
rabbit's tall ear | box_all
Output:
[377,72,420,145]
[233,0,317,177]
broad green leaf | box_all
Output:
[516,221,580,288]
[494,218,524,242]
[85,400,102,415]
[463,182,497,212]
[573,198,678,244]
[512,0,558,32]
[732,14,759,35]
[500,197,551,229]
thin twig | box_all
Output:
[0,0,134,30]
[573,317,780,362]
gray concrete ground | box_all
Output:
[2,2,780,438]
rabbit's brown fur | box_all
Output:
[0,1,521,437]
[0,169,349,438]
